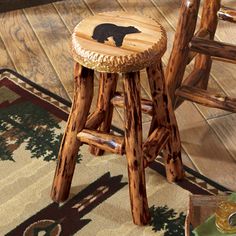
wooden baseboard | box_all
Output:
[0,0,63,12]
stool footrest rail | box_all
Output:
[77,129,125,155]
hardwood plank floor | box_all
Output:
[0,0,235,190]
[24,3,74,97]
[210,0,236,99]
[0,37,15,70]
[0,9,69,100]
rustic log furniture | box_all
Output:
[166,0,236,111]
[50,12,184,225]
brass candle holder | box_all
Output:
[215,200,236,234]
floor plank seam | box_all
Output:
[22,6,71,100]
[115,0,126,12]
[150,0,177,34]
[52,2,73,34]
[181,145,201,173]
[206,111,233,121]
[205,117,236,163]
[82,0,96,15]
[0,23,17,71]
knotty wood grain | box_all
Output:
[0,9,69,100]
[190,37,236,62]
[143,127,169,166]
[147,61,184,181]
[150,0,230,119]
[218,6,236,23]
[123,71,150,225]
[51,63,94,202]
[90,72,118,156]
[84,0,152,124]
[115,74,152,123]
[165,0,200,103]
[1,0,235,192]
[78,129,125,155]
[176,85,236,112]
[116,0,206,172]
[111,92,153,115]
[193,0,221,90]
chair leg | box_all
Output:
[90,72,118,156]
[194,0,221,89]
[147,61,184,182]
[165,0,200,106]
[51,63,94,203]
[123,71,150,225]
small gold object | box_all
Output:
[215,200,236,234]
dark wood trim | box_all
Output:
[0,0,63,12]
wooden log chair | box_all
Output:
[166,0,236,110]
[50,11,184,226]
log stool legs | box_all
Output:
[50,61,183,222]
[51,11,185,227]
[147,61,184,182]
[51,63,94,203]
[123,72,150,225]
[90,73,118,155]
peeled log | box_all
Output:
[143,127,170,167]
[78,129,125,155]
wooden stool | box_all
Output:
[51,11,184,226]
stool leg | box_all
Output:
[90,72,118,156]
[165,0,200,105]
[147,61,184,182]
[193,0,221,89]
[123,71,150,225]
[51,63,94,203]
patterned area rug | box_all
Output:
[0,69,229,236]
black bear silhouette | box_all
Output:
[92,23,141,47]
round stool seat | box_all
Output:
[72,12,167,73]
